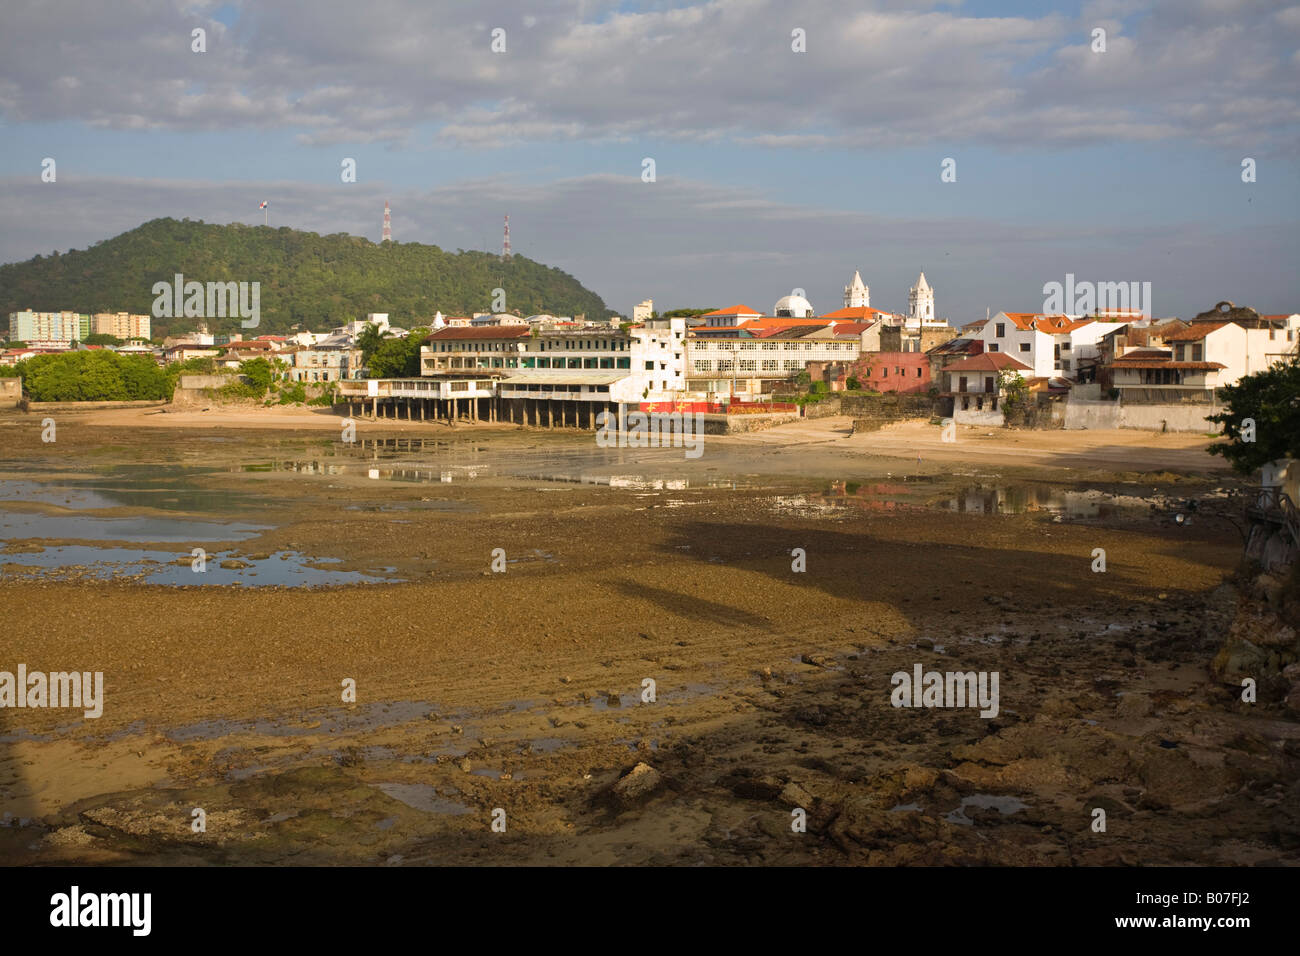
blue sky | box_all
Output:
[0,0,1296,322]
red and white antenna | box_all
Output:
[502,214,511,260]
[382,200,392,243]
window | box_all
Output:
[762,360,778,371]
[694,360,713,372]
[916,367,922,378]
[644,361,654,370]
[995,323,1005,337]
[1018,342,1030,353]
[989,344,999,352]
[1061,341,1071,350]
[958,376,968,392]
[1192,344,1203,362]
[882,368,889,378]
[739,360,756,371]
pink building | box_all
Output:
[851,351,931,394]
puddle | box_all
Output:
[0,509,268,543]
[373,782,472,815]
[940,485,1154,518]
[943,794,1030,825]
[164,700,437,742]
[0,546,390,587]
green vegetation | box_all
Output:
[1207,357,1300,474]
[277,381,307,404]
[366,327,430,378]
[997,369,1029,408]
[13,350,170,402]
[658,308,715,318]
[845,376,861,391]
[83,333,124,346]
[0,217,612,337]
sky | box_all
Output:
[0,0,1297,324]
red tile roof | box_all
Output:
[1161,322,1232,341]
[820,307,889,320]
[943,353,1032,373]
[700,304,762,317]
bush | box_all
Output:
[19,350,170,401]
[278,382,307,405]
[846,376,861,391]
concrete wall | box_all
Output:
[954,406,1005,426]
[800,398,843,419]
[179,374,232,389]
[1063,398,1216,432]
[700,412,799,434]
[1063,399,1122,430]
[844,392,936,432]
[0,378,20,407]
[1118,403,1216,433]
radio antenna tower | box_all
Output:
[382,200,392,243]
[502,214,511,260]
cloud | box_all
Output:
[0,0,1295,152]
[2,172,1295,322]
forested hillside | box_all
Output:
[0,218,611,337]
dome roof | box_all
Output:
[774,294,814,317]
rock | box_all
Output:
[1211,637,1268,681]
[779,782,814,808]
[800,653,832,667]
[1286,683,1300,716]
[458,758,472,772]
[611,762,662,807]
[1116,693,1153,718]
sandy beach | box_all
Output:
[1,406,1294,866]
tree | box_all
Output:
[997,369,1029,407]
[83,333,124,346]
[356,322,384,365]
[659,308,716,318]
[846,376,861,391]
[239,357,273,394]
[366,327,429,378]
[1207,357,1300,474]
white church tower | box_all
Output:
[909,271,934,325]
[844,270,870,309]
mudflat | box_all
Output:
[2,407,1293,866]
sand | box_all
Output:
[1,406,1293,866]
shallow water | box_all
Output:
[0,545,387,587]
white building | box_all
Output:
[633,299,654,323]
[419,318,687,406]
[844,271,869,309]
[773,293,814,318]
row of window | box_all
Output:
[505,384,611,393]
[705,341,846,351]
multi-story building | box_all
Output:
[416,318,687,413]
[285,342,363,382]
[684,322,870,397]
[8,310,90,343]
[91,312,151,340]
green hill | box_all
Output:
[0,217,611,337]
